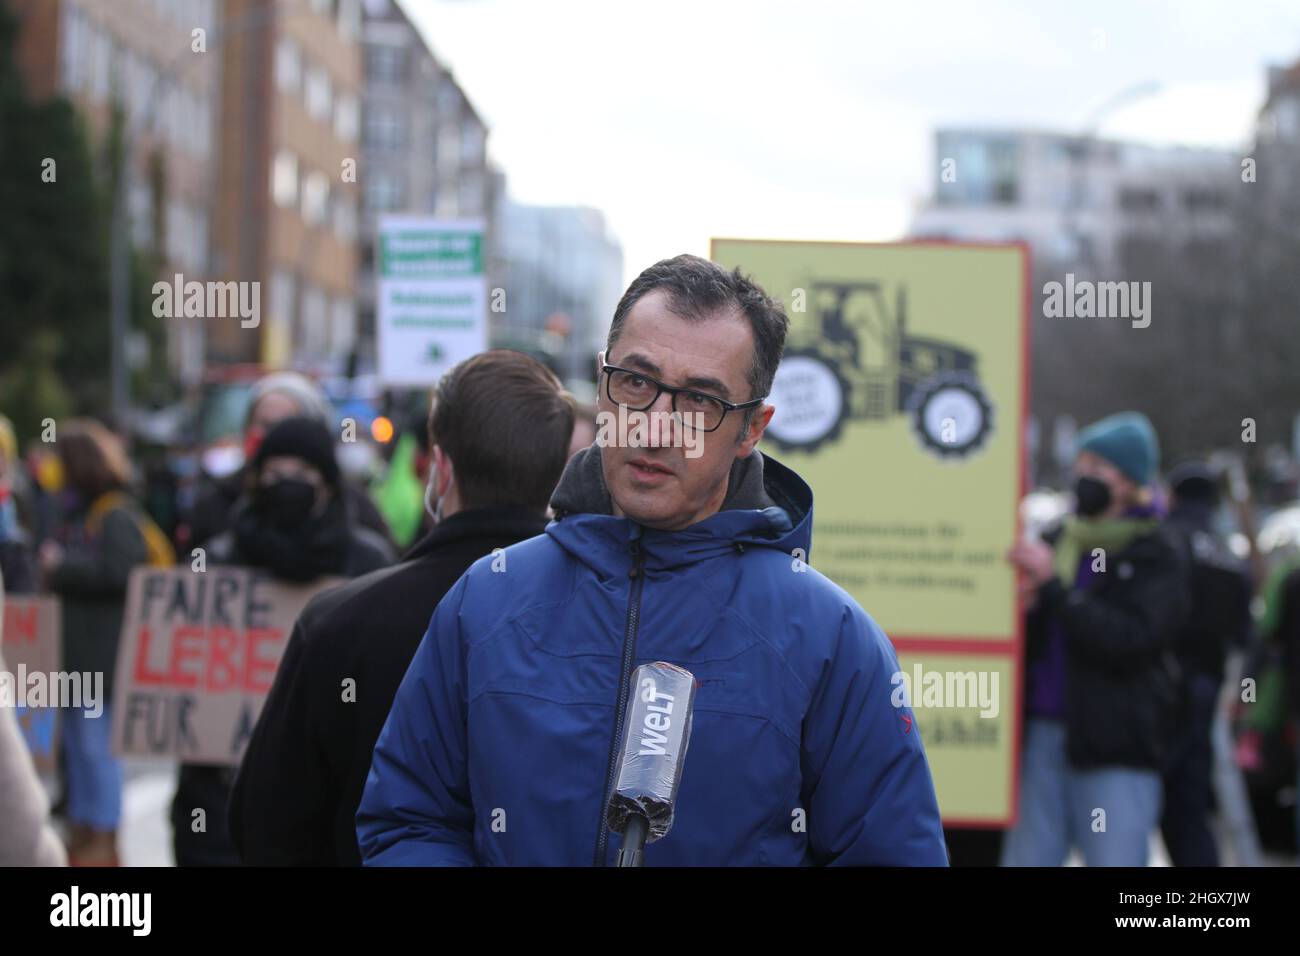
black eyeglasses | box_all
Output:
[601,364,764,433]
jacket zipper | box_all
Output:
[593,535,646,866]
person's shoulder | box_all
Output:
[347,525,396,571]
[461,532,566,580]
[446,534,574,629]
[1132,521,1186,567]
[739,549,890,656]
[297,555,417,635]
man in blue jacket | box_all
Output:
[358,254,947,866]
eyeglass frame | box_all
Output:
[600,362,765,433]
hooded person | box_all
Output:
[185,371,393,550]
[1003,411,1189,866]
[171,416,394,866]
[356,254,947,866]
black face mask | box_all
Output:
[236,486,348,582]
[254,479,318,531]
[1074,475,1112,518]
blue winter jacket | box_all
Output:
[357,447,947,865]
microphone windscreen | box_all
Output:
[606,661,697,843]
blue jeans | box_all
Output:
[62,704,123,830]
[1160,673,1221,866]
[1001,719,1162,866]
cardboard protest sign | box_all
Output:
[1,594,63,772]
[112,566,341,766]
[711,238,1029,825]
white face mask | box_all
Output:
[424,461,444,524]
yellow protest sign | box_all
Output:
[712,238,1029,825]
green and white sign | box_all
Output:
[376,217,488,386]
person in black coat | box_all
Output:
[172,416,394,866]
[186,371,393,551]
[228,350,575,865]
[1159,462,1253,866]
[1004,412,1189,866]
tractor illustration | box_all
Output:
[766,280,993,457]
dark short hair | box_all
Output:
[428,350,575,512]
[606,255,789,424]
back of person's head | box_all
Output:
[428,350,575,513]
[1168,460,1219,509]
[58,419,132,501]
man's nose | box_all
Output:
[646,391,679,447]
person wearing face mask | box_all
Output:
[185,371,393,552]
[1002,412,1190,866]
[171,416,393,866]
[227,351,572,865]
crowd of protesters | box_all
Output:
[2,260,1300,866]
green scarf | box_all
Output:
[1052,514,1159,585]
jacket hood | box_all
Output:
[546,445,813,574]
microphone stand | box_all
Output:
[616,813,649,867]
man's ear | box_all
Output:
[736,404,775,458]
[433,444,454,496]
[595,350,606,380]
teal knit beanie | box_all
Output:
[1076,412,1159,486]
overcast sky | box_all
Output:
[404,0,1300,282]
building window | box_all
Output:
[364,104,406,150]
[271,270,297,329]
[459,173,483,216]
[272,150,299,208]
[333,193,357,241]
[438,124,460,172]
[365,172,404,213]
[334,94,359,143]
[275,39,302,94]
[1119,187,1160,213]
[437,81,460,116]
[302,171,330,226]
[192,96,212,155]
[91,26,112,100]
[129,177,154,249]
[61,6,84,92]
[461,123,484,166]
[305,66,333,122]
[301,284,329,356]
[1183,188,1226,213]
[331,297,356,355]
[338,0,362,39]
[366,44,407,86]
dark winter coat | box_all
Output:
[227,506,549,866]
[1026,524,1190,770]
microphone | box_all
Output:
[606,661,697,867]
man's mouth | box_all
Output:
[627,457,674,482]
